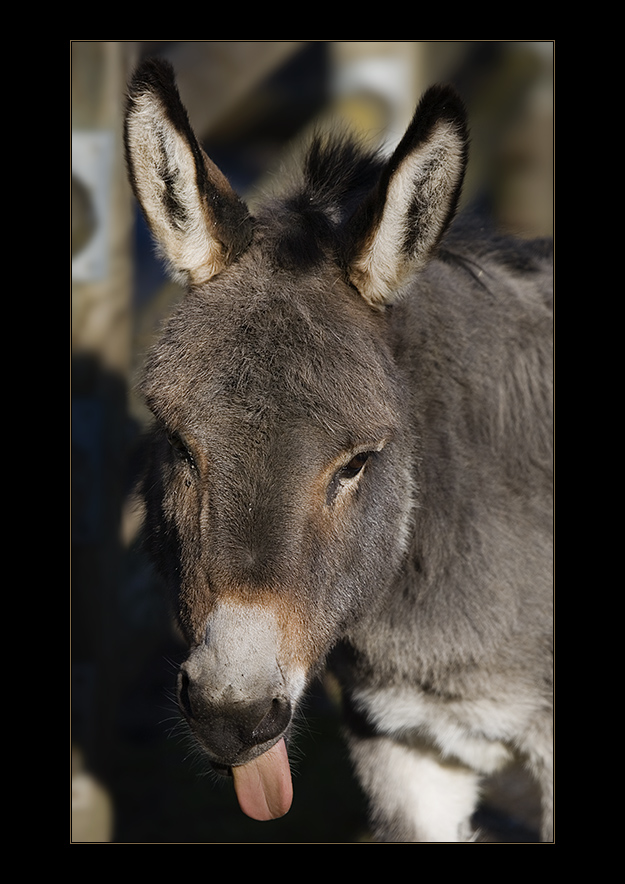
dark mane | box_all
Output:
[256,134,384,271]
[441,213,553,278]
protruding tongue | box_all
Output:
[232,737,293,821]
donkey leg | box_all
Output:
[348,734,480,842]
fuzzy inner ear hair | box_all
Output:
[124,58,253,286]
[344,86,469,308]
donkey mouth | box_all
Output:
[210,760,233,777]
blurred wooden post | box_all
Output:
[71,41,137,787]
[328,42,479,152]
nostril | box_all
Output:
[178,670,193,719]
[251,696,291,744]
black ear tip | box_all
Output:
[416,84,468,131]
[126,57,195,146]
[128,57,177,99]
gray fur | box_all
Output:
[125,59,553,842]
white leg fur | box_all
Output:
[349,735,480,842]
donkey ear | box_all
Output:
[124,59,253,286]
[344,85,469,307]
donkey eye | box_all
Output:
[167,431,196,470]
[337,451,372,483]
[327,450,373,505]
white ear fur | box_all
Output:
[347,87,469,308]
[125,60,252,286]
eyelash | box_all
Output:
[336,450,372,484]
[325,449,378,506]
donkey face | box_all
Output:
[125,59,468,820]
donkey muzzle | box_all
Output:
[178,660,294,820]
[177,601,297,764]
[175,601,302,819]
[177,665,292,763]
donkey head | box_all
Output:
[125,58,468,820]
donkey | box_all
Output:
[125,58,553,842]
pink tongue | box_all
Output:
[232,738,293,821]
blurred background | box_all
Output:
[71,40,553,843]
